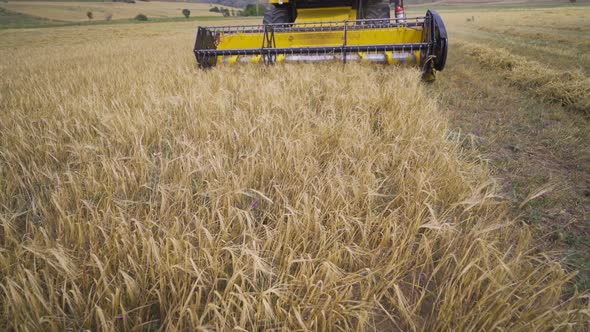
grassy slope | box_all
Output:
[0,1,235,22]
[0,9,254,29]
[1,20,588,331]
[0,7,58,28]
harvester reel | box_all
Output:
[194,7,450,80]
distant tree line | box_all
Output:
[241,3,267,16]
[207,0,256,9]
[209,3,267,17]
[209,6,232,16]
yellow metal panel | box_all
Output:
[296,7,356,22]
[217,26,423,50]
[214,17,424,66]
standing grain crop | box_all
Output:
[0,25,588,331]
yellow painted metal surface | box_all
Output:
[216,24,424,65]
[296,7,357,22]
[214,4,424,66]
[218,26,422,50]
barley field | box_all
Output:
[1,4,589,332]
[0,1,234,21]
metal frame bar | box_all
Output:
[262,24,278,64]
[198,17,426,34]
[342,20,348,64]
[196,43,430,57]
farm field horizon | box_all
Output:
[0,1,239,22]
[1,2,589,330]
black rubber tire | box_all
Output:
[263,6,291,25]
[363,0,390,21]
[430,10,448,71]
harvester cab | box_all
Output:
[194,0,447,80]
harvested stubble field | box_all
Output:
[428,4,590,293]
[0,1,234,22]
[1,10,589,332]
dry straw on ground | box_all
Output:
[0,31,589,331]
[459,41,590,114]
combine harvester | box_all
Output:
[194,0,447,80]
